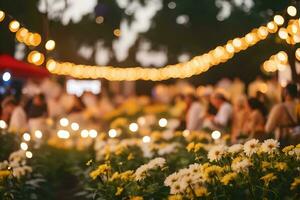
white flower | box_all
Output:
[228,144,243,154]
[231,158,252,173]
[158,143,179,155]
[243,139,260,157]
[164,172,179,186]
[170,181,186,194]
[207,145,227,162]
[261,139,279,154]
[134,157,166,181]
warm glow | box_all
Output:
[9,20,20,32]
[34,130,43,139]
[57,130,70,139]
[274,15,284,26]
[20,142,28,151]
[95,16,104,24]
[278,28,289,39]
[108,129,117,138]
[158,118,168,127]
[71,122,79,131]
[113,29,121,37]
[45,40,56,51]
[211,130,221,140]
[182,130,190,137]
[276,51,288,63]
[60,118,69,127]
[81,129,89,138]
[129,123,139,132]
[26,151,33,159]
[287,6,297,17]
[89,129,98,138]
[23,133,31,141]
[46,59,57,71]
[27,51,45,66]
[0,120,7,129]
[0,10,5,22]
[142,136,151,143]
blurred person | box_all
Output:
[68,95,86,123]
[26,94,48,133]
[231,95,248,143]
[1,96,27,133]
[204,93,233,131]
[265,83,299,144]
[242,98,267,141]
[185,94,205,131]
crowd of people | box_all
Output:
[0,77,299,145]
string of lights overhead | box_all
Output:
[0,10,55,66]
[0,5,299,81]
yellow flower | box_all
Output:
[221,172,237,185]
[282,145,294,154]
[186,142,195,152]
[203,165,223,183]
[115,187,123,196]
[260,173,277,186]
[89,164,111,180]
[296,144,300,149]
[168,195,183,200]
[194,143,205,152]
[261,161,271,171]
[86,159,93,166]
[194,186,208,197]
[120,170,134,181]
[110,172,120,181]
[115,146,123,156]
[274,162,287,171]
[127,153,134,161]
[130,196,143,200]
[290,177,300,190]
[0,170,11,178]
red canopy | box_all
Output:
[0,54,50,79]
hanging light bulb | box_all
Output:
[9,20,20,32]
[0,10,5,22]
[287,6,297,17]
[45,40,56,51]
[274,15,284,26]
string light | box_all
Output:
[25,151,33,159]
[2,72,11,82]
[113,29,121,37]
[80,129,89,138]
[45,40,56,51]
[274,15,284,26]
[95,16,104,24]
[278,28,289,39]
[20,142,28,151]
[71,122,79,131]
[158,118,168,127]
[23,133,31,141]
[287,6,297,17]
[9,20,20,32]
[34,130,43,139]
[57,130,70,139]
[0,120,7,129]
[27,51,45,66]
[47,20,278,81]
[60,118,69,127]
[0,10,5,22]
[129,123,139,132]
[89,129,98,138]
[262,51,289,74]
[108,129,117,138]
[142,136,151,143]
[211,130,221,140]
